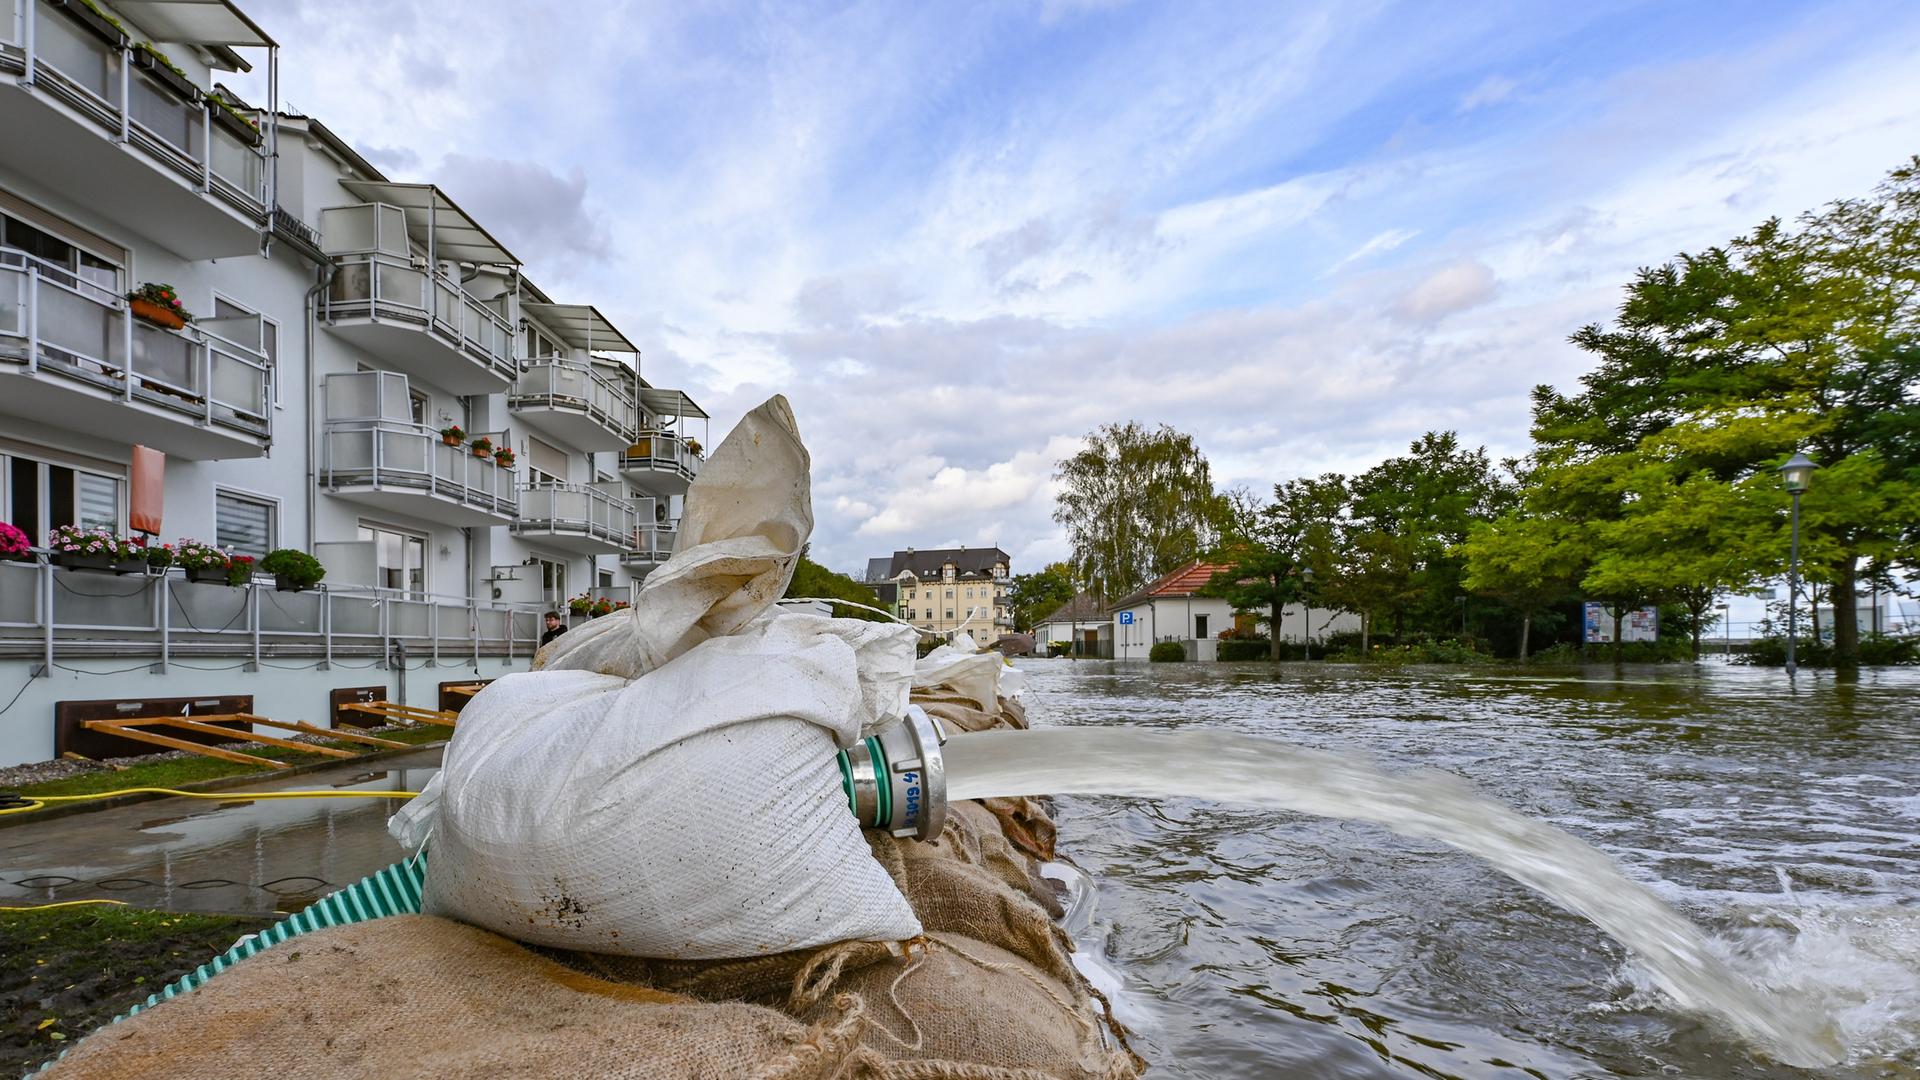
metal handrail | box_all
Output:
[618,430,703,481]
[322,250,515,381]
[0,554,543,674]
[1,2,268,210]
[320,418,519,517]
[0,245,273,437]
[508,358,639,443]
[620,523,678,563]
[511,481,641,547]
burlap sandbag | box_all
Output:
[38,916,860,1080]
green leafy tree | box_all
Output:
[1200,509,1301,662]
[1459,513,1586,662]
[1054,422,1225,602]
[784,558,889,622]
[1008,562,1078,632]
[1539,158,1920,668]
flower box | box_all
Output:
[132,45,201,104]
[207,101,264,148]
[55,552,118,573]
[51,0,127,48]
[130,297,186,330]
[185,566,231,584]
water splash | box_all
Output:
[944,726,1846,1068]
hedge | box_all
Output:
[1148,641,1187,662]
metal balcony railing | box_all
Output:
[620,524,677,567]
[0,246,272,440]
[618,430,702,483]
[508,358,639,443]
[511,482,640,548]
[0,0,269,214]
[323,251,515,382]
[0,554,543,672]
[320,419,519,518]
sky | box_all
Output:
[236,0,1920,613]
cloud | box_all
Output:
[1457,74,1519,114]
[432,154,611,270]
[1393,259,1499,323]
[1326,227,1420,275]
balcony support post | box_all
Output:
[118,46,129,144]
[429,601,439,667]
[320,587,333,670]
[199,102,212,193]
[377,596,390,670]
[21,0,35,90]
[122,301,134,401]
[35,560,53,678]
[201,339,213,426]
[470,601,480,670]
[246,581,260,672]
[24,265,38,374]
[154,573,170,674]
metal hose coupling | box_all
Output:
[836,705,948,840]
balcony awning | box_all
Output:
[522,303,637,353]
[337,180,519,266]
[640,388,708,421]
[113,0,276,46]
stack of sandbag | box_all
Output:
[41,395,1144,1079]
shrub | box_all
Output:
[226,553,255,586]
[1321,630,1364,653]
[1217,638,1270,661]
[1149,641,1187,662]
[143,542,175,568]
[259,548,325,587]
[1738,634,1917,667]
[1527,643,1584,665]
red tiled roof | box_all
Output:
[1110,561,1233,610]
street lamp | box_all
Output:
[1300,566,1315,662]
[1717,601,1731,659]
[1777,451,1819,677]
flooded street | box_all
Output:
[6,662,1917,1077]
[1029,660,1920,1079]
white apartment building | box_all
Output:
[0,0,707,766]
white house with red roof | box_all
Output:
[1109,560,1359,661]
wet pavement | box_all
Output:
[0,750,439,915]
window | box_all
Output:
[0,209,121,297]
[945,589,954,598]
[945,610,954,620]
[531,555,567,605]
[3,452,120,541]
[964,587,973,598]
[215,490,276,557]
[528,437,567,484]
[409,390,429,426]
[1194,614,1209,639]
[358,522,426,596]
[598,570,613,588]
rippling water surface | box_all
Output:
[1023,659,1920,1079]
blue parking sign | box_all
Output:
[1118,611,1134,625]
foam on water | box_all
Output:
[945,726,1855,1068]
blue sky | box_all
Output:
[242,0,1920,619]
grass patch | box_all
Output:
[12,725,447,799]
[1,905,275,1075]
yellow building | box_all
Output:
[873,547,1012,640]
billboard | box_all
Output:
[1583,602,1658,644]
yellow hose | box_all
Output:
[0,787,419,817]
[0,898,131,912]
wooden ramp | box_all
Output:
[336,700,461,729]
[79,714,410,770]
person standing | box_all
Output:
[540,611,567,647]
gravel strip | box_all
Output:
[0,725,429,790]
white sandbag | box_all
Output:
[412,394,924,959]
[535,395,812,681]
[914,632,1025,710]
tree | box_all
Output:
[1200,508,1300,662]
[1053,422,1225,602]
[1008,562,1077,632]
[784,558,890,622]
[1459,513,1585,662]
[1540,158,1920,668]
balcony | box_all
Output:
[508,359,638,450]
[319,371,517,527]
[319,197,518,395]
[0,0,272,258]
[618,430,701,496]
[0,246,271,458]
[619,523,677,576]
[510,482,640,556]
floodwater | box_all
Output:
[0,750,436,915]
[1023,659,1920,1079]
[5,662,1917,1078]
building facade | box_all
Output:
[1108,561,1361,661]
[0,0,706,766]
[871,547,1011,641]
